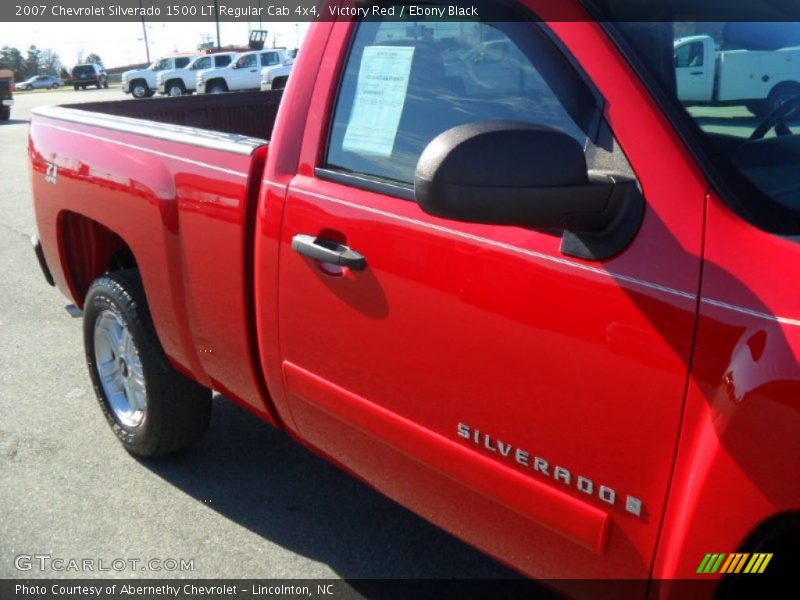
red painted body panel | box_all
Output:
[254,18,339,430]
[269,10,705,580]
[28,0,799,587]
[653,191,800,581]
[29,117,274,420]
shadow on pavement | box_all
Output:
[139,395,521,579]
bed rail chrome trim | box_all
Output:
[32,105,267,155]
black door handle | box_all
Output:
[690,71,703,75]
[291,234,366,270]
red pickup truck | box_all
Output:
[28,0,799,589]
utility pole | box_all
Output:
[214,0,222,49]
[138,0,150,63]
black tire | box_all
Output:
[84,270,212,457]
[0,107,9,121]
[103,80,109,89]
[272,77,288,90]
[765,81,800,115]
[130,80,150,99]
[73,85,79,91]
[165,80,186,97]
[207,81,227,94]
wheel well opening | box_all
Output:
[206,78,228,90]
[59,211,138,305]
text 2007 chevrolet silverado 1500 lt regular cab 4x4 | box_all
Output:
[27,0,800,590]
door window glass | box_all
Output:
[674,41,704,67]
[237,54,257,69]
[326,14,599,186]
[262,52,281,66]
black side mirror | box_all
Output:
[414,121,643,260]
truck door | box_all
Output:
[233,53,258,89]
[272,6,705,579]
[675,38,713,101]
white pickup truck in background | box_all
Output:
[122,54,198,99]
[675,34,800,114]
[156,52,239,96]
[260,54,297,92]
[260,63,293,91]
[196,49,289,94]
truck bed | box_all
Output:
[29,90,279,420]
[71,89,282,140]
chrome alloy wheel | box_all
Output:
[131,83,148,98]
[93,310,147,427]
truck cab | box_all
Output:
[157,52,238,96]
[122,54,197,99]
[197,49,288,94]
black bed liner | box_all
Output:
[72,90,283,141]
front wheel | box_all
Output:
[207,82,227,94]
[166,81,185,97]
[130,81,150,99]
[0,107,9,121]
[84,270,212,457]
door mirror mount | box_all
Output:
[414,121,644,260]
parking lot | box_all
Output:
[0,89,516,580]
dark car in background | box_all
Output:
[16,75,63,91]
[0,69,13,120]
[71,64,108,90]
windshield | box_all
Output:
[150,59,170,71]
[609,19,800,230]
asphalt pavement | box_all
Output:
[0,88,517,581]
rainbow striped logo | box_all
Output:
[697,553,773,575]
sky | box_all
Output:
[2,21,311,68]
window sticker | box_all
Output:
[343,46,415,157]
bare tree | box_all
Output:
[23,45,41,78]
[39,49,62,76]
[85,53,104,67]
